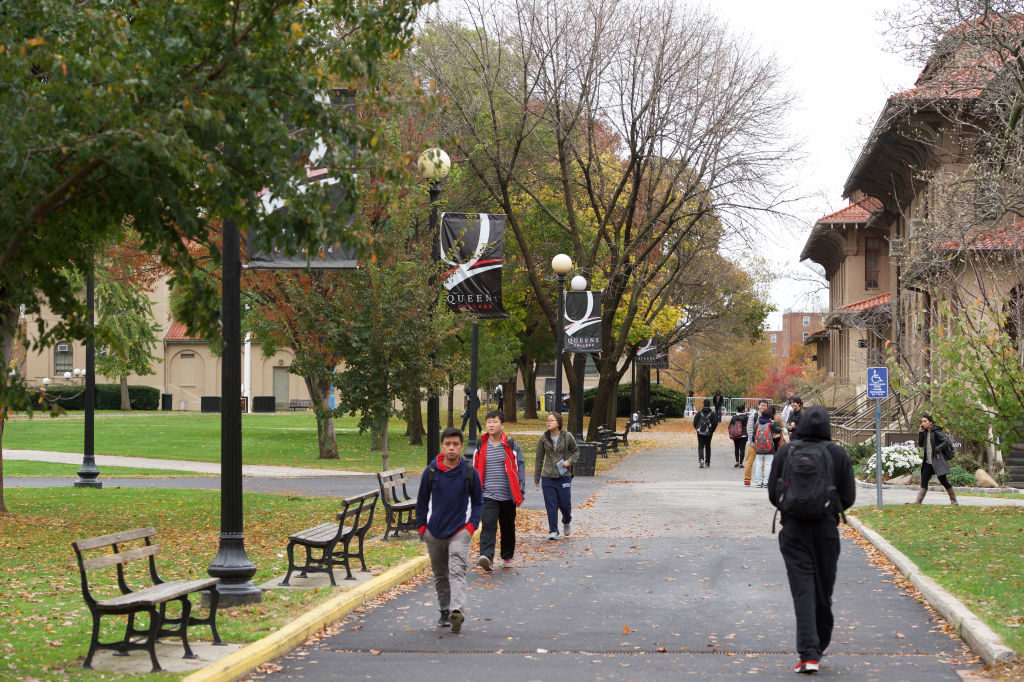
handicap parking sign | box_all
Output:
[867,367,889,399]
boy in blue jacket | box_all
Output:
[416,427,483,633]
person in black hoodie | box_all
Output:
[416,427,483,633]
[692,399,719,468]
[767,406,856,675]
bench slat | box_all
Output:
[377,468,407,480]
[74,527,156,552]
[97,578,219,608]
[82,544,159,571]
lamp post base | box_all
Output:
[207,534,263,606]
[73,479,102,488]
[74,460,102,488]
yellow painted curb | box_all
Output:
[182,554,430,682]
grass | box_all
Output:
[1,410,571,472]
[0,486,423,681]
[4,461,213,478]
[853,505,1024,655]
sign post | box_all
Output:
[866,367,889,509]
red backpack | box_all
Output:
[753,421,774,454]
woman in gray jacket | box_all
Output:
[535,412,580,540]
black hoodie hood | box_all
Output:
[793,405,831,441]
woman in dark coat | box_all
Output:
[914,414,957,505]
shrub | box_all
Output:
[946,466,975,487]
[583,383,689,418]
[845,440,875,466]
[32,384,160,410]
[861,440,922,479]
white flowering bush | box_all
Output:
[860,441,922,479]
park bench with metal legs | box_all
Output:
[72,528,222,673]
[601,424,630,448]
[280,489,379,586]
[596,425,621,453]
[288,398,312,411]
[376,468,418,539]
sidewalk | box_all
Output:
[3,448,373,478]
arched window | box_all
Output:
[54,341,73,374]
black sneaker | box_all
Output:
[450,610,465,633]
[438,610,451,627]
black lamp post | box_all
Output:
[206,217,261,605]
[418,147,451,465]
[551,254,572,415]
[75,266,101,488]
[568,275,588,439]
[466,322,480,455]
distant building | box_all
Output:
[765,311,824,363]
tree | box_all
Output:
[0,0,426,513]
[416,0,795,439]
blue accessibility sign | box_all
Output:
[866,367,889,399]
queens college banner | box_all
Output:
[564,291,603,352]
[439,213,508,318]
[636,337,669,369]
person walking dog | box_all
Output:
[535,412,579,540]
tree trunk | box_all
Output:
[502,376,518,423]
[120,375,131,410]
[406,394,424,445]
[305,376,339,459]
[446,374,456,428]
[0,301,17,514]
[519,356,539,420]
[380,414,390,471]
[0,416,6,514]
[565,355,580,436]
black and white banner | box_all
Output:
[636,337,669,368]
[440,213,508,318]
[564,291,603,352]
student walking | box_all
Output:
[460,387,482,434]
[416,428,483,633]
[744,399,769,485]
[752,405,783,488]
[914,414,958,505]
[727,403,748,468]
[534,412,579,540]
[473,410,526,571]
[693,398,719,468]
[768,406,856,674]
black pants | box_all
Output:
[920,461,952,489]
[778,518,841,662]
[697,435,712,465]
[479,498,517,561]
[733,437,747,464]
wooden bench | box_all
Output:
[377,468,418,540]
[280,490,379,586]
[288,398,312,411]
[72,528,222,673]
[601,424,630,448]
[596,425,620,453]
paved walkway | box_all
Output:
[257,442,984,681]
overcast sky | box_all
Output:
[709,0,923,327]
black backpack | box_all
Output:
[695,410,713,436]
[771,440,846,533]
[427,459,477,497]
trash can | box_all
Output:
[200,396,221,413]
[575,442,597,476]
[252,396,276,413]
[161,393,173,411]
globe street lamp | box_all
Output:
[419,147,451,465]
[570,275,588,439]
[551,253,573,415]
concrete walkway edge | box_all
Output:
[846,514,1017,665]
[181,555,431,682]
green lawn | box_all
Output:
[4,460,213,478]
[2,411,550,472]
[853,505,1024,655]
[0,487,423,680]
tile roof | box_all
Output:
[817,197,882,224]
[939,222,1024,250]
[164,322,201,341]
[833,292,891,313]
[803,328,829,345]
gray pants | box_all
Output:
[423,528,472,612]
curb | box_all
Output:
[182,554,430,682]
[854,480,1021,494]
[846,514,1017,665]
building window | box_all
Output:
[802,315,810,326]
[865,237,881,289]
[54,342,73,374]
[770,334,777,343]
[802,331,810,341]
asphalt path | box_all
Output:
[256,442,981,681]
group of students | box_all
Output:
[414,409,578,633]
[719,396,806,487]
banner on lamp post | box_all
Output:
[439,213,508,318]
[636,337,669,369]
[564,290,603,352]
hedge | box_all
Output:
[583,383,688,418]
[32,384,161,410]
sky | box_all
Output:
[708,0,924,328]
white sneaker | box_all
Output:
[548,531,559,540]
[477,555,492,572]
[562,522,571,537]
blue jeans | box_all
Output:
[541,476,573,534]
